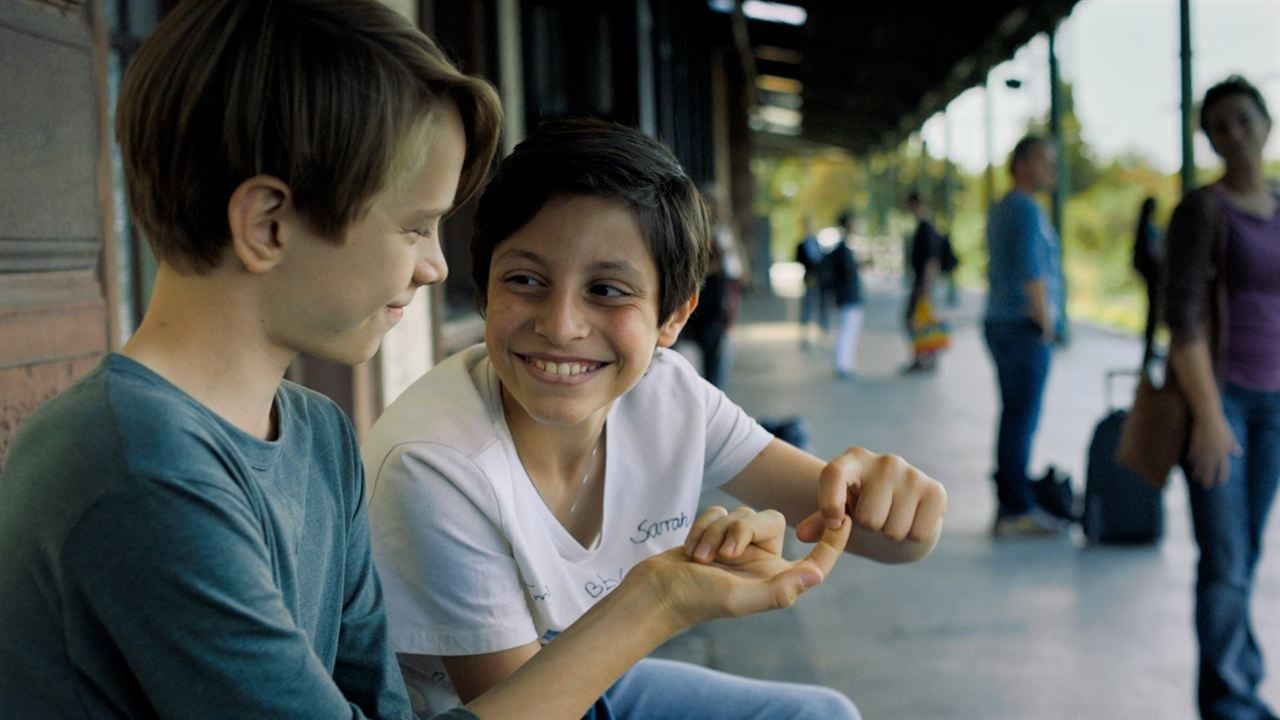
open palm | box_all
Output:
[635,515,851,625]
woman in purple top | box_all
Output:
[1164,75,1280,720]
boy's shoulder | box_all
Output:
[6,355,177,475]
[363,344,500,466]
[5,354,348,495]
[0,356,213,544]
[620,348,710,413]
[643,346,699,383]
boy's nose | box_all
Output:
[412,242,448,287]
[535,291,588,344]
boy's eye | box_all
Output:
[504,273,540,287]
[589,283,630,299]
[404,227,434,239]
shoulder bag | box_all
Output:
[1116,191,1228,489]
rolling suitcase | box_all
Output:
[1083,370,1164,544]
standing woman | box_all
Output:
[1165,75,1280,720]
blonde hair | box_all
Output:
[117,0,501,273]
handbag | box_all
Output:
[1117,360,1189,489]
[909,299,951,358]
[1116,190,1229,489]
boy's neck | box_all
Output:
[122,265,293,440]
[501,387,608,485]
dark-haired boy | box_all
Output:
[0,3,849,719]
[364,118,947,718]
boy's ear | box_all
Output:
[657,291,700,348]
[227,175,292,274]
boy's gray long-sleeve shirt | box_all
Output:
[0,354,435,719]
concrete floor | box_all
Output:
[656,276,1280,720]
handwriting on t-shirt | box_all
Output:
[629,512,690,544]
[584,568,625,598]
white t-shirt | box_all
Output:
[363,344,772,710]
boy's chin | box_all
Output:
[305,339,383,368]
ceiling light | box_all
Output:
[742,1,806,26]
[756,74,804,95]
[707,0,807,27]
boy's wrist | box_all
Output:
[617,555,691,639]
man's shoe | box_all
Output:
[993,508,1069,539]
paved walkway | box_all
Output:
[656,276,1280,719]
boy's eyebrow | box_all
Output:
[401,205,451,225]
[494,249,644,278]
[585,259,643,277]
[493,248,548,267]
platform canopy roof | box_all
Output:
[729,0,1081,154]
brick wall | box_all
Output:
[0,0,111,471]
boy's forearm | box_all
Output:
[464,574,681,720]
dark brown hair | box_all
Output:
[470,118,711,324]
[1200,74,1271,135]
[116,0,501,274]
[1009,135,1051,176]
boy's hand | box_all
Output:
[795,446,946,563]
[683,505,786,563]
[635,507,851,627]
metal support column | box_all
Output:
[1048,29,1067,238]
[1048,27,1070,341]
[984,75,996,213]
[942,110,955,230]
[1180,0,1196,194]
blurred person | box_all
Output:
[796,216,829,347]
[683,224,731,387]
[904,190,945,372]
[1133,196,1165,361]
[708,192,747,322]
[682,191,745,387]
[983,136,1068,538]
[1164,75,1279,720]
[829,210,864,379]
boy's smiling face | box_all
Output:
[484,195,693,431]
[263,104,465,366]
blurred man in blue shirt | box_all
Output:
[984,136,1067,538]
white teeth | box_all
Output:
[530,358,597,376]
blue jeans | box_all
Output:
[1188,383,1280,720]
[984,319,1053,516]
[597,658,858,720]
